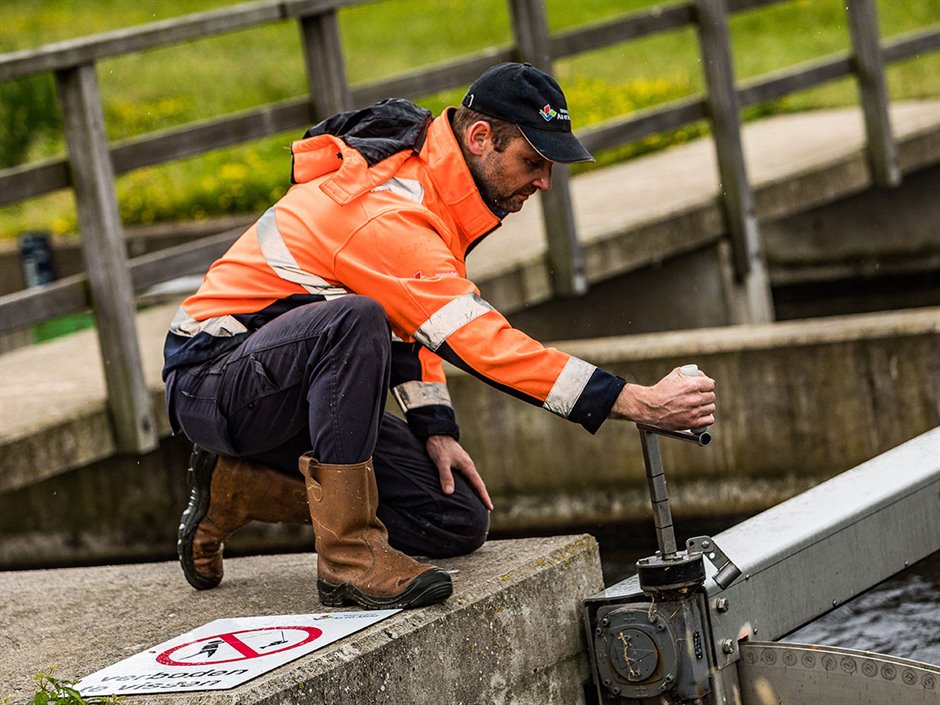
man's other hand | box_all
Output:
[610,367,717,431]
[426,435,494,511]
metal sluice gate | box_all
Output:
[582,425,940,704]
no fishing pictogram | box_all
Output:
[157,626,322,665]
[75,611,399,695]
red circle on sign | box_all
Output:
[157,626,322,665]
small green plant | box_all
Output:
[12,667,121,705]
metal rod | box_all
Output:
[639,429,678,558]
[636,423,712,446]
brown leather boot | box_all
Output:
[178,446,311,590]
[299,453,453,609]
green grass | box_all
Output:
[0,0,937,239]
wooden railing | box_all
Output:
[1,0,937,453]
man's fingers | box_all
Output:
[437,464,456,495]
[464,465,494,512]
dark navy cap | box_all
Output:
[462,62,595,164]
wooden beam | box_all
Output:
[0,228,242,334]
[552,4,694,59]
[299,9,352,121]
[579,96,707,154]
[738,54,852,107]
[846,0,900,187]
[695,0,773,323]
[54,63,157,453]
[0,2,286,82]
[883,25,940,63]
[510,0,587,297]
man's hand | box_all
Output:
[610,367,717,431]
[426,435,494,511]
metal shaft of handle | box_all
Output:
[639,429,678,558]
[636,423,711,446]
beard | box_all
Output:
[467,154,535,214]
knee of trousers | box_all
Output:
[450,501,490,556]
[332,295,391,346]
[429,498,490,558]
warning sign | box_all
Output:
[156,626,322,666]
[75,611,399,695]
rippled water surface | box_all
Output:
[784,550,940,665]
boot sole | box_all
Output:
[177,445,221,590]
[318,568,453,609]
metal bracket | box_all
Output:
[687,535,742,589]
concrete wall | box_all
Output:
[505,165,940,340]
[1,308,935,568]
[451,308,940,532]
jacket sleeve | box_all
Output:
[390,341,460,440]
[336,209,625,434]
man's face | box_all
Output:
[467,129,553,214]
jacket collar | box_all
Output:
[420,109,501,255]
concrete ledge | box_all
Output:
[0,302,174,493]
[0,535,603,704]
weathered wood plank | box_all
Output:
[0,229,242,333]
[54,63,157,453]
[111,99,312,173]
[0,159,69,206]
[847,0,900,187]
[738,54,852,106]
[351,48,514,106]
[552,4,694,59]
[0,2,285,82]
[300,10,352,120]
[579,96,706,154]
[0,274,90,332]
[510,0,587,297]
[883,25,940,62]
[127,227,242,294]
[695,0,773,322]
[726,0,785,12]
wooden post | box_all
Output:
[299,10,352,120]
[509,0,587,296]
[694,0,773,323]
[54,63,157,453]
[846,0,900,187]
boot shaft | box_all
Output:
[298,453,452,608]
[299,455,387,551]
[212,455,311,529]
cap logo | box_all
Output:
[539,104,558,121]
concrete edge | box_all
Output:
[0,535,604,705]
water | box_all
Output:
[593,526,940,666]
[784,550,940,666]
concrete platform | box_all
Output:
[0,535,603,704]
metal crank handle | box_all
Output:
[680,363,709,436]
[636,423,711,446]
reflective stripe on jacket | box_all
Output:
[163,100,625,436]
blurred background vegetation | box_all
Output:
[0,0,937,240]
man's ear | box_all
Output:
[464,120,492,157]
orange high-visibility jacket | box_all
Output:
[164,100,625,438]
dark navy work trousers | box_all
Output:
[165,296,488,558]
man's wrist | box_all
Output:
[611,383,647,421]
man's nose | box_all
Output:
[534,164,553,191]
